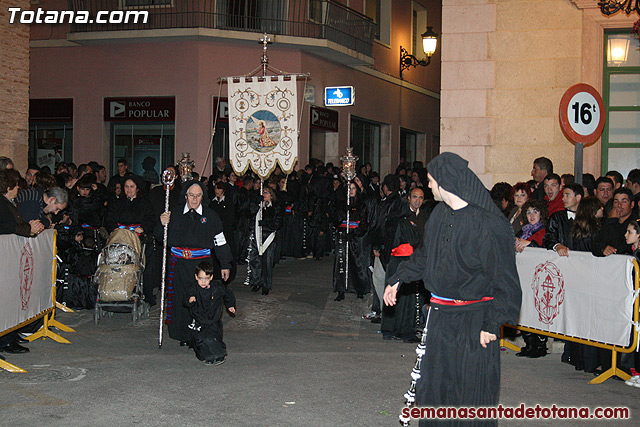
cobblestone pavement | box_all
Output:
[1,257,638,426]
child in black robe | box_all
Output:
[184,261,236,365]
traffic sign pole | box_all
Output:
[559,83,605,183]
[574,143,584,185]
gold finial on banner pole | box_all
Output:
[259,33,272,78]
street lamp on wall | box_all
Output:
[607,35,631,66]
[400,27,438,80]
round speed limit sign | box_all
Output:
[559,83,605,146]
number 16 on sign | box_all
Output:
[559,84,606,185]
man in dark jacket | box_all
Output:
[17,186,68,229]
[107,158,133,191]
[370,175,408,321]
[592,187,636,257]
[543,183,584,256]
[372,174,409,269]
[531,157,553,201]
[625,169,640,217]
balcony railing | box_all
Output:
[67,0,376,56]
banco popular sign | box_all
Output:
[104,97,175,122]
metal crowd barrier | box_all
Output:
[0,231,75,373]
[501,257,639,384]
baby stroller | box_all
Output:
[93,229,148,325]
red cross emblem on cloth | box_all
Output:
[531,261,565,325]
[19,242,34,311]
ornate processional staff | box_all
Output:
[177,152,195,182]
[159,153,194,348]
[158,167,176,348]
[340,147,358,294]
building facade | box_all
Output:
[441,0,640,186]
[28,0,442,177]
[0,0,30,167]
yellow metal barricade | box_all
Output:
[0,231,75,373]
[501,259,640,384]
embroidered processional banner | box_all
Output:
[516,247,635,347]
[227,75,298,179]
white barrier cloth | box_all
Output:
[516,248,634,347]
[228,75,298,179]
[0,230,55,333]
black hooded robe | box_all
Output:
[333,200,372,295]
[248,201,283,291]
[388,153,521,426]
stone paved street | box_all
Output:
[1,257,639,426]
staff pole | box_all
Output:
[158,169,176,348]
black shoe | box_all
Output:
[251,285,261,292]
[526,347,547,358]
[391,335,402,340]
[370,316,381,324]
[515,347,531,357]
[334,292,345,302]
[179,341,189,347]
[262,288,269,295]
[16,337,29,344]
[2,342,30,354]
[404,337,421,343]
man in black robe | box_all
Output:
[158,181,232,346]
[380,187,432,342]
[384,153,521,426]
[371,174,408,321]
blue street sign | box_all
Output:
[324,86,355,107]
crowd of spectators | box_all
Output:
[2,153,639,383]
[491,157,639,381]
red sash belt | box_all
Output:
[391,243,413,257]
[171,247,211,259]
[339,220,360,229]
[430,296,494,306]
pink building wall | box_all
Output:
[30,0,441,175]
